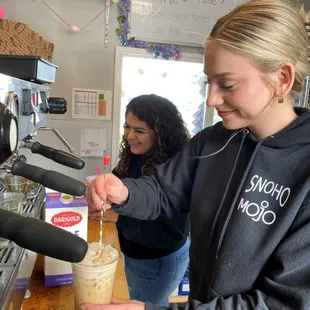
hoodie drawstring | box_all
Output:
[209,129,248,248]
[215,137,269,258]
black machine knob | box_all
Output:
[48,97,67,114]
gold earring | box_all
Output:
[278,96,284,104]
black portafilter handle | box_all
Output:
[0,209,88,262]
[11,160,86,197]
[31,142,85,170]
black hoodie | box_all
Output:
[112,108,310,309]
[113,155,189,259]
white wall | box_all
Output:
[1,0,122,181]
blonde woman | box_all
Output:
[86,1,310,309]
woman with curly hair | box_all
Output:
[99,94,190,306]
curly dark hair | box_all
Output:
[115,94,190,176]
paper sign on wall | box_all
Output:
[80,128,107,157]
[72,88,112,120]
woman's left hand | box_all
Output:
[81,298,145,310]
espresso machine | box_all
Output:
[0,72,89,309]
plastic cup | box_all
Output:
[72,242,119,309]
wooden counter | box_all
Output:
[22,219,129,310]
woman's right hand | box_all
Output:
[86,173,129,215]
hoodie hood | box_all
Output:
[253,108,310,148]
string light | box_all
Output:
[40,0,113,33]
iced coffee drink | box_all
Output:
[72,242,119,309]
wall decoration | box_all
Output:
[116,0,182,60]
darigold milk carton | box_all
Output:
[44,190,88,287]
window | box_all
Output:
[112,47,210,168]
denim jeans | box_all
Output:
[124,238,190,306]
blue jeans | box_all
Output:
[124,238,190,306]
